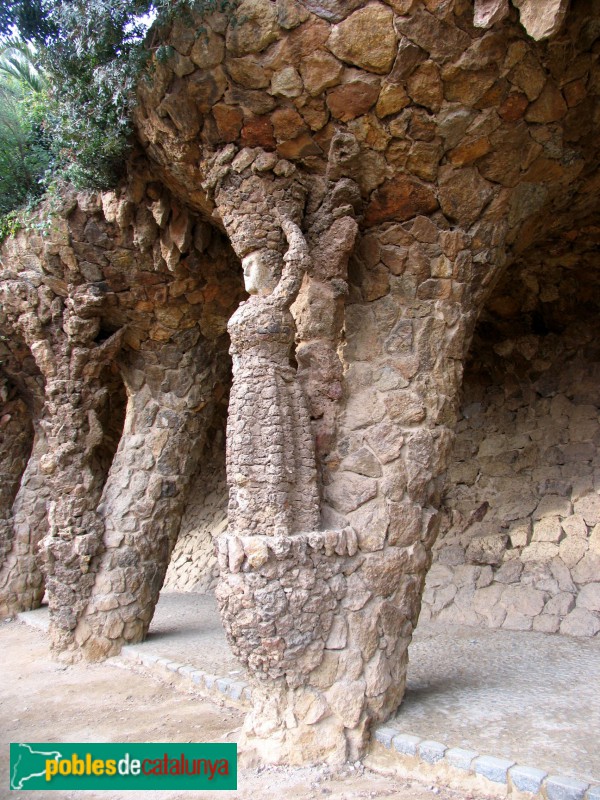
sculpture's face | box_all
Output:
[242,250,275,295]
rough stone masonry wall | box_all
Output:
[422,227,600,637]
[163,431,227,594]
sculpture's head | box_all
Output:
[242,248,281,296]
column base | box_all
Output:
[216,527,357,685]
[238,682,370,766]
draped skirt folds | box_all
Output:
[226,362,320,536]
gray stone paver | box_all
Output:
[373,726,397,748]
[445,748,478,771]
[418,740,447,764]
[392,733,421,756]
[546,775,590,800]
[473,755,515,783]
[510,765,548,794]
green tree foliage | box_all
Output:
[0,36,46,92]
[0,36,51,220]
[39,0,155,188]
[0,1,51,42]
[0,0,237,197]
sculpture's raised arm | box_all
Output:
[269,217,310,309]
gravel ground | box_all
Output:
[1,620,468,800]
[12,592,600,786]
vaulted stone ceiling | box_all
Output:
[133,0,599,264]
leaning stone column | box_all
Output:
[34,286,125,656]
[0,421,49,617]
[0,368,50,617]
[74,336,219,660]
[0,378,31,516]
[0,275,123,643]
[314,205,509,758]
[0,295,49,617]
[0,376,34,571]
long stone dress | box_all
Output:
[226,279,320,537]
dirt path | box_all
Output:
[0,620,476,800]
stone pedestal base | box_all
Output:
[216,528,414,764]
[216,528,357,683]
[238,681,375,766]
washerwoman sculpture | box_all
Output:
[226,216,320,537]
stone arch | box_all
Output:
[422,221,600,637]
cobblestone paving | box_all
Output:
[138,592,246,680]
[392,622,600,784]
[19,593,599,783]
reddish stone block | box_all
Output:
[240,114,276,148]
[365,177,438,227]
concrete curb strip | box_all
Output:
[117,643,252,710]
[372,724,600,800]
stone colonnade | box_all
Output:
[0,0,598,766]
[0,183,242,658]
